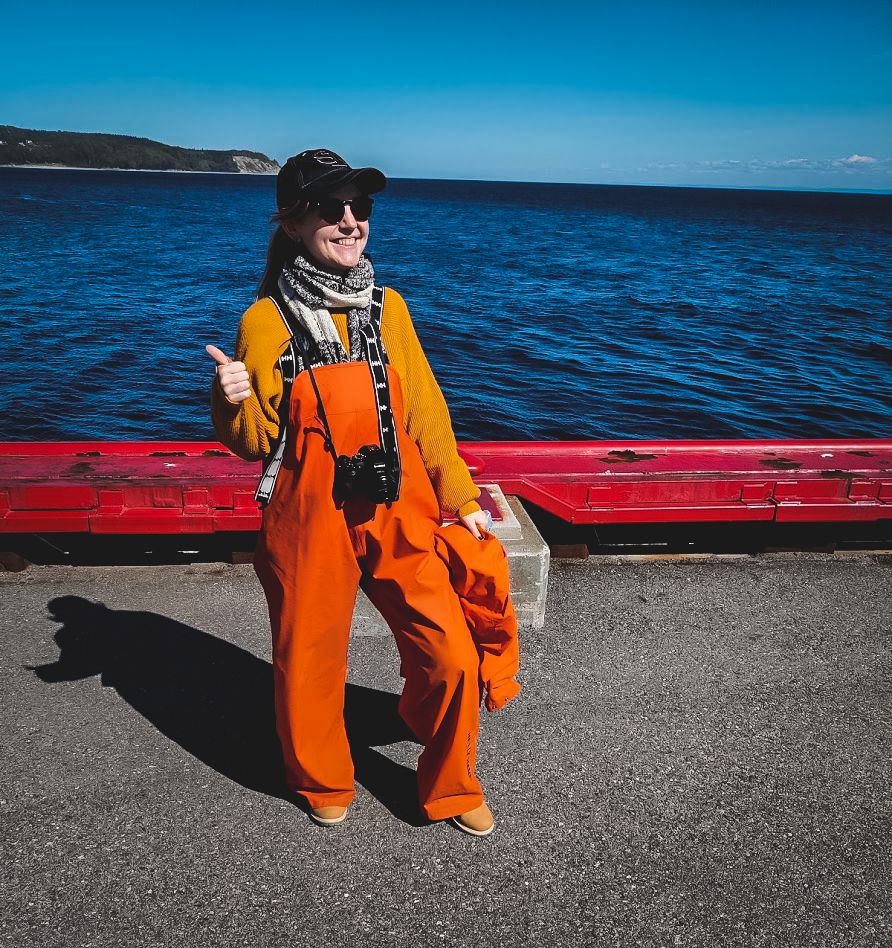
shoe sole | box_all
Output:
[450,816,495,837]
[310,811,348,825]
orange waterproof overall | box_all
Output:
[253,359,484,821]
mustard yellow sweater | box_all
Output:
[211,288,481,518]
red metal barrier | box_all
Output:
[461,439,892,525]
[1,439,890,533]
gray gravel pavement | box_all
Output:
[1,554,890,948]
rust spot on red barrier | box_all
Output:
[64,462,95,476]
[759,458,802,470]
[848,450,875,457]
[202,449,230,457]
[76,451,101,457]
[149,451,187,457]
[598,450,659,463]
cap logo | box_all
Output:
[313,150,345,167]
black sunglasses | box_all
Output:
[311,195,374,224]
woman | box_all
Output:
[206,148,501,836]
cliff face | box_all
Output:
[231,154,279,174]
[0,126,281,174]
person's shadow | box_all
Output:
[28,596,426,825]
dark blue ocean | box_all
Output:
[2,167,890,442]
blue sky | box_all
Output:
[2,0,890,189]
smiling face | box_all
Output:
[281,183,370,272]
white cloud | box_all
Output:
[634,156,891,177]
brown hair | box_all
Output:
[256,200,312,300]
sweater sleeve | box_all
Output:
[210,299,287,462]
[381,291,481,518]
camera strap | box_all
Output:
[254,286,401,506]
[253,326,295,505]
[359,302,402,502]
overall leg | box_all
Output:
[362,519,484,821]
[255,524,361,810]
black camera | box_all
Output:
[334,444,396,503]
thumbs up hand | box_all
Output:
[206,344,251,404]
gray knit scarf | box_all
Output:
[277,250,375,365]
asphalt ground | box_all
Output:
[1,554,890,948]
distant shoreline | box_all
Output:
[0,163,276,175]
[2,164,889,194]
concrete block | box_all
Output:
[482,483,523,540]
[351,489,550,636]
[497,493,550,630]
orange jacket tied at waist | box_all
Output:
[431,522,522,712]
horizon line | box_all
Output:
[3,164,892,196]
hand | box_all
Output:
[206,344,251,405]
[459,509,491,540]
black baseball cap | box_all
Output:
[276,148,386,211]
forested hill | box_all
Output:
[0,126,280,173]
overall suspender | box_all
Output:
[253,286,401,506]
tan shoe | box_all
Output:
[310,805,349,825]
[451,801,494,837]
